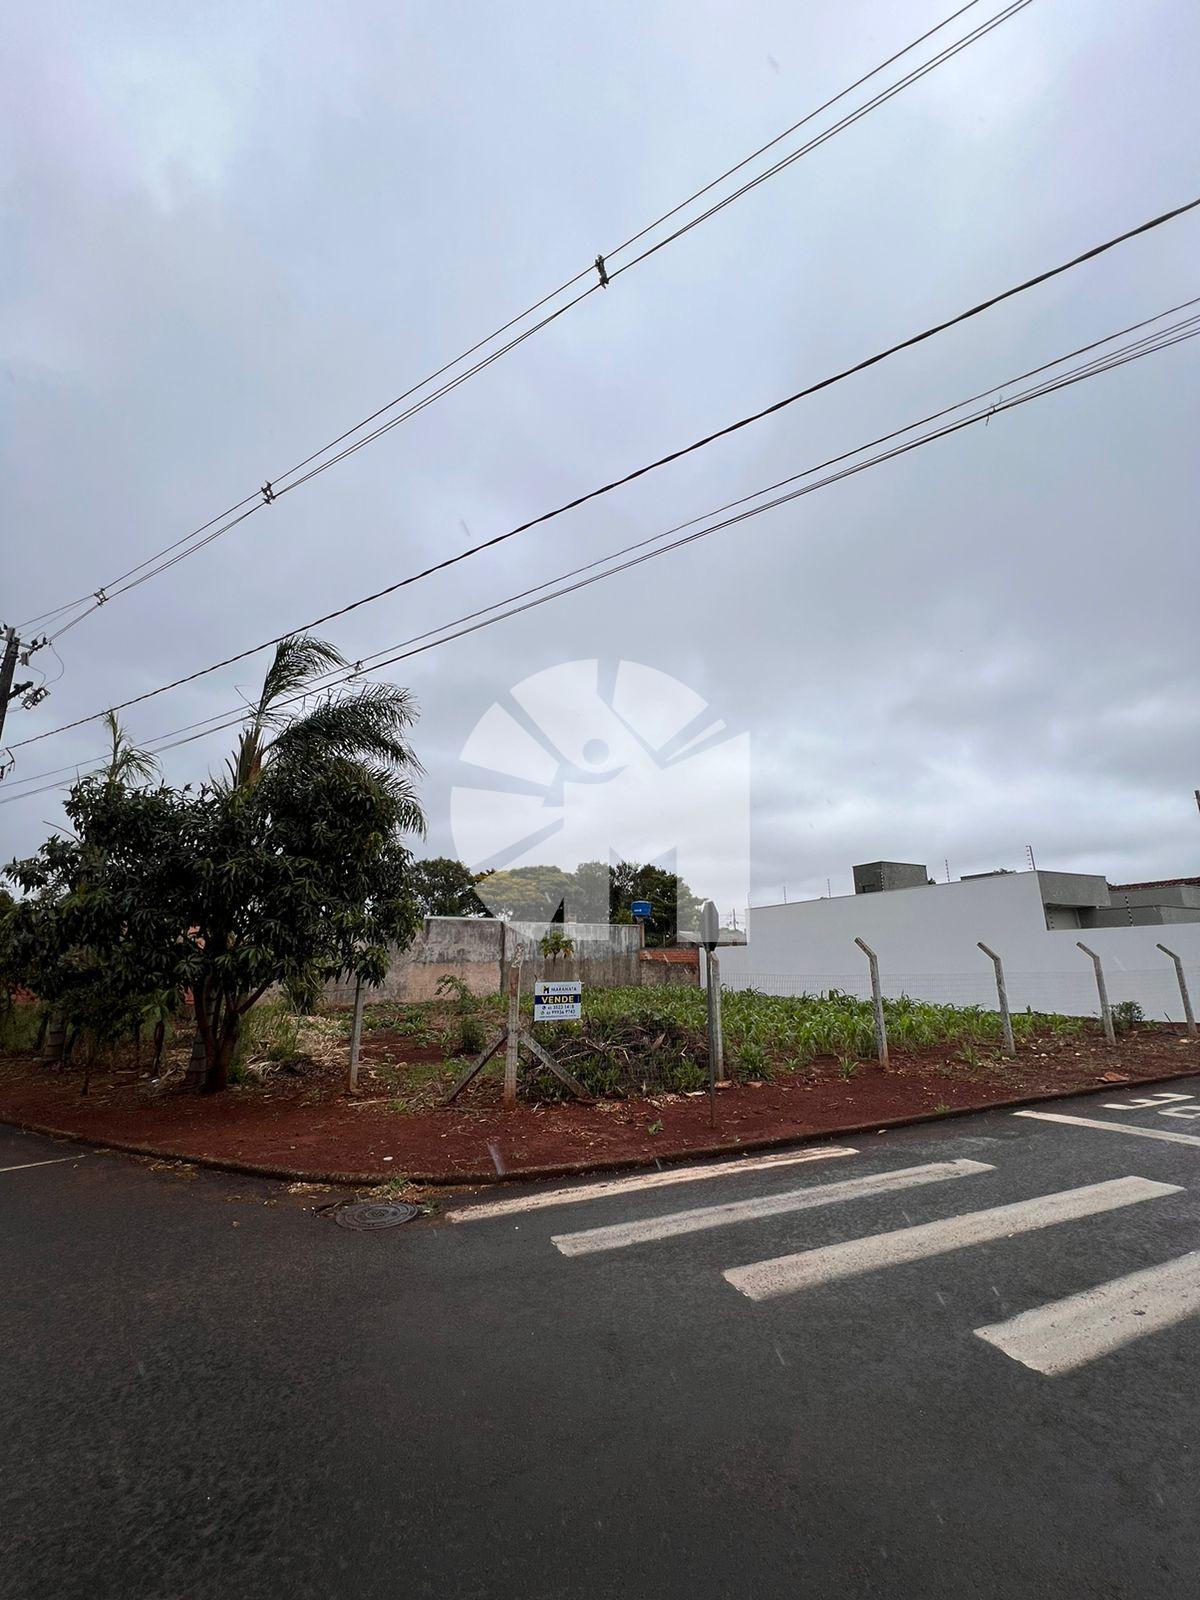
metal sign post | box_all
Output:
[443,958,590,1109]
[700,901,723,1128]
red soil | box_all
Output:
[2,1027,1196,1183]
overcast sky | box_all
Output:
[2,0,1197,916]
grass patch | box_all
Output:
[512,986,1091,1098]
[347,986,1096,1108]
[0,1003,45,1055]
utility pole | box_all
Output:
[0,626,22,747]
[0,624,48,756]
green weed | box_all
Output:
[0,1003,44,1054]
[1111,999,1145,1034]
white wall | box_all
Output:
[718,872,1200,1022]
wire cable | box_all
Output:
[3,293,1195,799]
[9,190,1197,750]
[18,0,1030,635]
[5,315,1195,807]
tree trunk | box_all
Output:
[184,1027,206,1089]
[184,988,214,1090]
[63,1024,81,1065]
[200,993,241,1094]
[151,1020,166,1078]
[34,1010,49,1053]
[42,1011,66,1066]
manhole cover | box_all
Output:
[334,1201,419,1231]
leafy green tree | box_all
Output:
[2,714,164,1069]
[5,638,427,1092]
[608,861,703,948]
[5,760,423,1093]
[476,864,576,922]
[186,632,424,1067]
[5,781,196,1073]
[468,858,702,945]
[183,757,422,1089]
[408,857,491,918]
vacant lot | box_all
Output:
[2,987,1195,1181]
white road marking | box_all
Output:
[975,1250,1200,1375]
[551,1159,993,1257]
[446,1145,857,1223]
[0,1155,84,1174]
[724,1176,1180,1301]
[1015,1110,1200,1148]
[1103,1093,1193,1109]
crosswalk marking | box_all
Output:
[0,1155,83,1175]
[445,1145,857,1224]
[1015,1110,1200,1149]
[975,1250,1200,1375]
[1101,1093,1193,1110]
[550,1159,993,1257]
[723,1176,1181,1301]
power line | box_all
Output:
[18,0,1031,638]
[6,314,1196,807]
[258,2,1037,506]
[9,191,1197,755]
[4,294,1195,802]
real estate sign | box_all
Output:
[533,979,582,1022]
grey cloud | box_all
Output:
[2,0,1198,915]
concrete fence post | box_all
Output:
[853,937,889,1068]
[1076,942,1115,1045]
[1156,944,1197,1037]
[502,957,523,1110]
[348,974,366,1091]
[705,948,724,1127]
[977,943,1016,1057]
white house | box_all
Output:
[716,864,1200,1023]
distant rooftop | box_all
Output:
[1109,877,1200,891]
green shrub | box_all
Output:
[370,984,1099,1102]
[436,973,489,1057]
[237,998,303,1065]
[1111,999,1145,1034]
[0,1003,44,1055]
[282,969,323,1015]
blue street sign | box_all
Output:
[631,900,652,921]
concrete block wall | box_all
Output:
[325,917,503,1005]
[324,917,657,1004]
[504,922,645,989]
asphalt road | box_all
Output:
[3,1074,1200,1600]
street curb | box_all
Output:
[2,1059,1198,1188]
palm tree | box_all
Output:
[184,633,426,1087]
[100,710,159,788]
[221,634,424,834]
